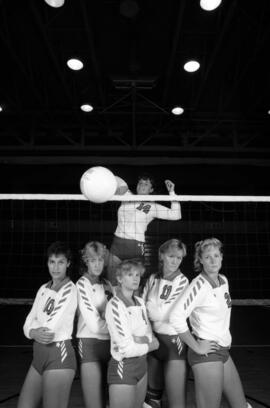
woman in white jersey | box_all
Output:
[105,259,159,408]
[17,241,77,408]
[76,241,114,408]
[142,239,189,408]
[170,238,251,408]
[107,174,182,284]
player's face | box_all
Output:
[118,267,141,291]
[136,178,153,195]
[48,254,70,282]
[162,248,184,275]
[200,245,223,275]
[86,255,104,277]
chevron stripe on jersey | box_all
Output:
[110,298,125,337]
[47,283,72,321]
[78,281,94,312]
[184,276,205,310]
[164,275,188,304]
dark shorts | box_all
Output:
[188,346,230,367]
[107,355,147,385]
[151,333,186,361]
[77,337,111,364]
[110,236,145,260]
[32,340,77,374]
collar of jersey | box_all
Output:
[46,277,70,292]
[201,272,226,288]
[115,287,140,308]
[83,273,103,285]
[161,269,182,282]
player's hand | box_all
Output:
[196,339,220,355]
[115,176,129,195]
[133,335,150,344]
[148,336,159,352]
[165,179,175,193]
[30,327,55,344]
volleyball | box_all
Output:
[80,166,117,203]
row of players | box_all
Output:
[17,237,251,408]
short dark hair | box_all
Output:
[47,241,72,261]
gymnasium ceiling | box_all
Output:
[0,0,270,166]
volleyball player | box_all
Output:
[170,238,251,408]
[142,239,189,408]
[107,174,182,284]
[17,241,77,408]
[105,259,159,408]
[76,241,114,408]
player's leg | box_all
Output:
[107,252,121,285]
[17,365,42,408]
[192,361,223,408]
[42,368,75,408]
[144,355,164,407]
[164,359,187,408]
[81,362,106,408]
[109,384,136,408]
[223,355,247,408]
[135,372,148,408]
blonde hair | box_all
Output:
[194,237,223,273]
[158,238,187,276]
[80,241,108,276]
[116,259,145,280]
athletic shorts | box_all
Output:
[107,355,147,385]
[150,333,186,361]
[77,337,111,364]
[110,236,145,260]
[188,345,230,366]
[32,340,77,374]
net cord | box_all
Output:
[1,194,270,202]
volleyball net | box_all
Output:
[0,193,270,304]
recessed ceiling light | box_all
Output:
[184,60,200,73]
[67,58,84,71]
[0,106,3,112]
[80,104,93,113]
[171,106,184,115]
[200,0,222,11]
[44,0,65,7]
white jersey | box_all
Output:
[105,290,153,361]
[23,278,77,342]
[170,273,232,347]
[115,191,181,242]
[76,275,114,340]
[142,272,189,335]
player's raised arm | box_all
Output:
[153,180,181,221]
[115,175,129,195]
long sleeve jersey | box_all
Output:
[76,275,114,340]
[142,272,189,335]
[23,279,77,342]
[114,191,181,242]
[105,291,153,361]
[170,273,232,347]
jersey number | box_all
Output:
[43,298,55,315]
[136,202,151,214]
[160,285,172,300]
